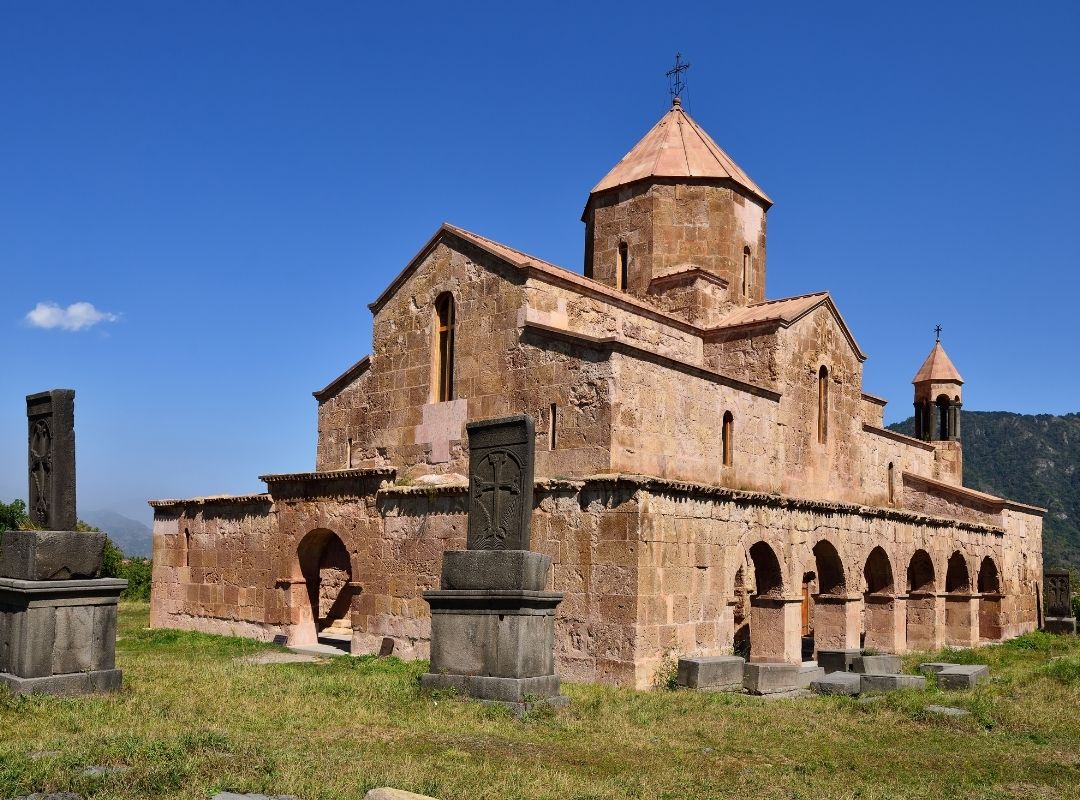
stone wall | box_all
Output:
[608,352,781,490]
[150,474,1043,690]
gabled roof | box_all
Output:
[706,291,867,362]
[590,98,772,206]
[912,341,964,384]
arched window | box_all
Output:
[817,365,829,444]
[742,246,751,297]
[617,242,629,292]
[433,293,455,402]
[936,394,951,440]
[722,411,734,467]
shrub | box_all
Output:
[1040,657,1080,685]
[652,654,680,691]
[0,498,30,532]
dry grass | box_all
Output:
[1,603,1079,800]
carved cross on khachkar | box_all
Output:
[26,390,77,532]
[466,415,535,551]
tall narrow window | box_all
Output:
[817,365,829,444]
[184,527,191,568]
[617,242,629,292]
[433,293,455,402]
[722,411,734,467]
[742,247,751,297]
[346,437,353,469]
[887,462,895,504]
[549,403,558,450]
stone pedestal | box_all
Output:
[420,550,567,711]
[1044,616,1077,635]
[0,576,126,696]
[945,594,979,648]
[864,593,906,654]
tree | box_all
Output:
[1,498,30,532]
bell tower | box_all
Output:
[912,331,964,484]
[581,97,771,324]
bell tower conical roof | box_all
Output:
[912,341,964,385]
[589,98,772,206]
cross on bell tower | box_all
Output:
[666,52,691,102]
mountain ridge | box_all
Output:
[888,411,1080,573]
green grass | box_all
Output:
[2,605,1080,800]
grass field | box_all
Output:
[1,603,1079,800]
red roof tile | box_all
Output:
[912,342,964,384]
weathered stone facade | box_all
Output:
[150,98,1044,688]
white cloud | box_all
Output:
[25,301,119,331]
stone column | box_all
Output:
[279,578,317,646]
[978,592,1003,642]
[945,593,979,648]
[906,591,945,651]
[864,594,906,654]
[812,593,860,652]
[719,600,736,655]
[749,596,802,663]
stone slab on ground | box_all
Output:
[926,704,971,717]
[809,671,862,696]
[365,789,441,800]
[860,673,926,692]
[919,663,990,689]
[677,656,744,690]
[816,648,862,674]
[797,662,825,688]
[743,662,799,695]
[852,655,902,674]
[760,688,812,701]
[0,669,122,697]
[13,794,82,800]
[211,794,297,800]
[238,651,325,665]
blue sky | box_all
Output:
[2,2,1077,527]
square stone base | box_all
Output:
[0,668,122,697]
[677,656,745,690]
[743,662,799,695]
[1044,617,1076,635]
[420,672,567,708]
[817,648,862,674]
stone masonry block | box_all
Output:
[920,663,990,690]
[797,663,826,688]
[860,673,926,692]
[440,550,550,591]
[743,662,799,695]
[852,655,902,674]
[677,655,744,690]
[810,671,862,696]
[817,648,862,674]
[0,530,105,580]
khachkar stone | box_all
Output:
[421,415,568,713]
[0,389,126,697]
[27,389,77,532]
[1043,570,1076,635]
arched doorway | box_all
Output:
[977,556,1002,641]
[810,540,855,652]
[746,541,799,663]
[945,551,976,647]
[863,546,901,652]
[905,549,939,650]
[294,529,354,649]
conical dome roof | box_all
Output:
[912,341,964,384]
[590,98,771,206]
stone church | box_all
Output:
[150,97,1045,688]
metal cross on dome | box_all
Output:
[935,324,943,342]
[666,52,691,101]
